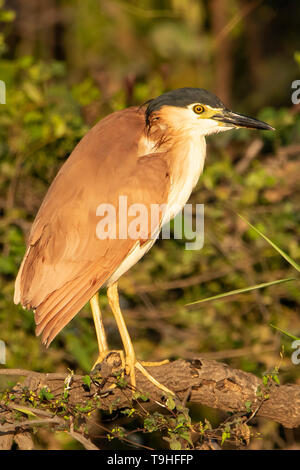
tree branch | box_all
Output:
[1,356,299,430]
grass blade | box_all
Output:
[270,324,300,341]
[238,214,300,273]
[185,277,296,307]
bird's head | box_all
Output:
[145,87,274,136]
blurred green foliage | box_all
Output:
[0,0,299,450]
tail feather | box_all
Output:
[33,267,110,346]
[14,247,31,305]
[35,276,93,337]
[40,280,105,347]
[34,272,89,326]
[16,255,112,346]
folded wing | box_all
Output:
[14,107,170,346]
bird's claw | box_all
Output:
[92,351,174,397]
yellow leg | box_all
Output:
[90,292,108,364]
[90,293,125,386]
[107,282,174,396]
[107,282,137,388]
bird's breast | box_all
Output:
[162,134,206,224]
[106,134,206,286]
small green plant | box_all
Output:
[38,387,54,402]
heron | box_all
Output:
[14,88,273,394]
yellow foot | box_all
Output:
[120,355,174,396]
[135,361,175,396]
[140,359,169,367]
[91,350,125,392]
[92,352,174,397]
[92,349,125,371]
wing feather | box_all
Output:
[15,107,170,344]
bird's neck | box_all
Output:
[145,122,207,214]
[168,131,207,209]
[148,122,207,182]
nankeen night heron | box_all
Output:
[14,88,273,394]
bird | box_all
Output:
[14,87,273,394]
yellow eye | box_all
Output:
[193,104,205,114]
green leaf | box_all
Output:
[185,278,295,307]
[133,391,149,401]
[11,405,37,418]
[221,431,230,445]
[82,375,91,390]
[238,214,300,273]
[38,387,54,401]
[262,376,268,386]
[166,396,176,410]
[245,401,252,413]
[179,430,193,446]
[121,408,136,417]
[273,374,280,385]
[144,416,158,432]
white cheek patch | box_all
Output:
[205,123,235,135]
[196,118,233,136]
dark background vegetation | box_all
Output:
[0,0,299,450]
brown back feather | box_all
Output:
[15,107,170,345]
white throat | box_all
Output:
[163,132,206,224]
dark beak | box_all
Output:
[213,109,275,131]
